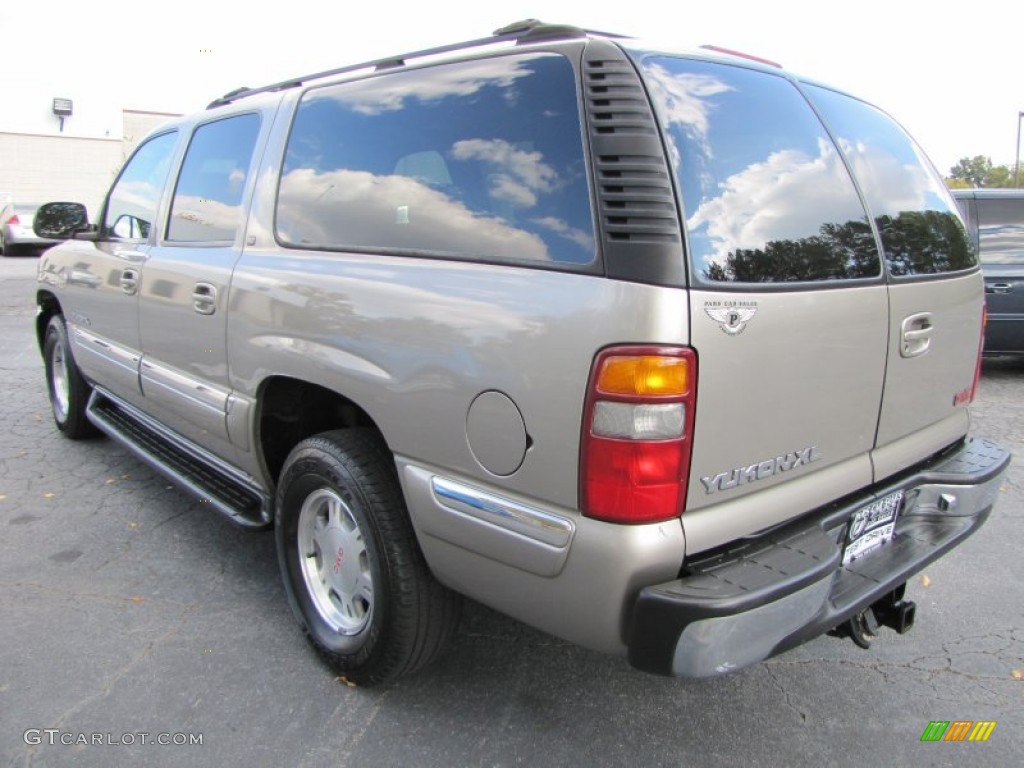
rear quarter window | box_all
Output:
[276,53,595,267]
[804,85,976,277]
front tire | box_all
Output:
[275,429,460,685]
[43,315,99,439]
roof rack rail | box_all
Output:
[206,20,618,110]
[698,44,782,69]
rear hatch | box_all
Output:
[630,49,981,553]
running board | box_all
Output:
[87,389,272,529]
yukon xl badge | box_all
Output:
[700,446,823,494]
[704,301,758,335]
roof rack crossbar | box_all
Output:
[206,20,606,110]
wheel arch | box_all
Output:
[35,290,62,352]
[255,375,388,487]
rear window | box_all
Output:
[976,197,1024,265]
[641,57,880,284]
[276,53,595,267]
[804,85,976,277]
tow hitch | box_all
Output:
[838,584,917,649]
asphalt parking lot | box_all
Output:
[0,255,1021,768]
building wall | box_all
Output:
[122,110,179,153]
[0,133,122,217]
[0,110,180,218]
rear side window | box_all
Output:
[641,57,880,284]
[276,53,595,266]
[975,197,1024,265]
[167,113,261,243]
[805,85,976,277]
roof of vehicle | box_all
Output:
[204,19,795,110]
[206,20,612,109]
[951,188,1024,199]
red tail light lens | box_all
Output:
[8,214,20,226]
[580,346,697,524]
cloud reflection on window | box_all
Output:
[451,139,558,209]
[687,139,867,270]
[312,57,537,116]
[643,56,880,283]
[276,53,595,266]
[278,168,550,261]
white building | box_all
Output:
[0,96,179,218]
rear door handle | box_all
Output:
[120,269,139,295]
[987,283,1013,294]
[192,283,217,315]
[900,312,933,358]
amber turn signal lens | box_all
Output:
[596,356,689,396]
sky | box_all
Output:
[1,0,1021,176]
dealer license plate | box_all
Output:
[842,491,903,566]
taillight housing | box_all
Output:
[7,214,20,226]
[580,346,697,524]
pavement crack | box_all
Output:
[764,664,808,724]
[17,602,198,767]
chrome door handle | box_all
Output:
[192,283,217,315]
[987,283,1013,294]
[900,312,933,358]
[120,268,139,295]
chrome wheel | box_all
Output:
[49,333,71,423]
[297,488,373,635]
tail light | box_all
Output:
[580,346,697,524]
[8,214,20,226]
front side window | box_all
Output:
[104,131,178,240]
[167,114,261,242]
[805,85,976,277]
[642,57,880,284]
[276,53,595,266]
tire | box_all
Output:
[43,315,100,439]
[275,428,461,686]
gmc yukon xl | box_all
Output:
[33,21,1010,684]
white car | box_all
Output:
[1,203,60,256]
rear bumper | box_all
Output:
[627,437,1010,677]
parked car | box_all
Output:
[1,203,60,256]
[952,188,1024,355]
[32,20,1009,685]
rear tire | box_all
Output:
[43,315,99,439]
[275,428,461,685]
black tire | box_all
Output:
[275,428,461,686]
[42,315,100,439]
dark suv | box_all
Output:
[953,188,1024,355]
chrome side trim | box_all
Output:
[430,476,574,548]
[140,357,229,415]
[70,324,140,376]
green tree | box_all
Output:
[947,155,1021,188]
[984,164,1013,188]
[949,155,993,186]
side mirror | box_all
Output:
[33,202,90,239]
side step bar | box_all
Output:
[87,388,272,529]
